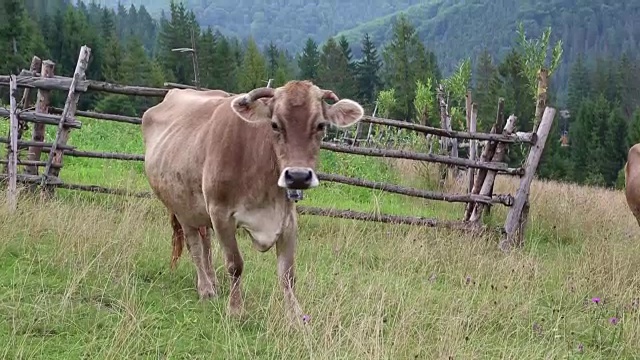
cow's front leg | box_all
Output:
[210,214,244,317]
[277,219,305,325]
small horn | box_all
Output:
[238,87,275,106]
[321,90,339,102]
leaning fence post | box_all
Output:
[7,75,19,212]
[500,106,556,252]
[40,45,91,195]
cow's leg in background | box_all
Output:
[198,227,217,290]
[181,223,217,299]
[210,213,245,316]
[277,213,305,325]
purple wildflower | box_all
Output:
[609,317,619,325]
[591,297,601,304]
[302,314,311,324]
[577,343,584,352]
[465,276,471,285]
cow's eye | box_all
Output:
[271,122,280,131]
[316,122,326,132]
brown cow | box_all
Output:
[625,143,640,226]
[141,81,364,321]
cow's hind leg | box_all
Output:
[209,213,244,316]
[199,227,217,289]
[181,223,218,299]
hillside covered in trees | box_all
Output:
[338,0,640,100]
[1,0,640,191]
[84,0,421,52]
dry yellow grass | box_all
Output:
[1,170,640,359]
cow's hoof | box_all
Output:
[228,300,245,318]
[198,287,217,300]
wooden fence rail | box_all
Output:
[0,45,557,251]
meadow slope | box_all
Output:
[1,118,640,359]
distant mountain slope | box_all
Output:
[337,0,640,100]
[86,0,423,52]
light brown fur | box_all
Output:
[625,143,640,227]
[141,80,364,322]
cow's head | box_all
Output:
[231,80,364,190]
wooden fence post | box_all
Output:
[468,115,517,222]
[7,75,19,211]
[25,60,55,179]
[40,46,91,194]
[463,98,505,221]
[2,56,40,176]
[500,106,556,252]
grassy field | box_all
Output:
[1,117,640,359]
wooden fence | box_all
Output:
[0,45,556,251]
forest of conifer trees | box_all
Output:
[1,0,639,190]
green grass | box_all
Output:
[2,116,640,358]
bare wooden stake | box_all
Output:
[26,60,55,178]
[500,107,556,252]
[40,46,91,193]
[467,103,478,194]
[6,75,19,211]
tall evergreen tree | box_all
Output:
[381,14,437,120]
[238,37,267,92]
[298,37,320,81]
[317,36,351,96]
[355,32,382,106]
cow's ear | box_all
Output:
[325,99,365,128]
[231,96,273,123]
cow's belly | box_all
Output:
[234,205,290,252]
[144,147,211,228]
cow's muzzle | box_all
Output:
[277,167,319,190]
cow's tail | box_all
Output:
[170,213,185,270]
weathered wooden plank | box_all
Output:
[297,206,485,231]
[321,141,523,175]
[500,107,556,252]
[0,159,60,168]
[86,80,168,97]
[317,172,513,205]
[0,137,75,150]
[63,149,144,161]
[50,107,140,125]
[0,108,81,128]
[0,73,90,92]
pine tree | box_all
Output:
[355,32,382,106]
[567,54,591,120]
[603,108,627,186]
[298,37,320,81]
[381,14,437,120]
[317,37,350,96]
[0,0,32,74]
[473,48,499,131]
[238,37,267,92]
[627,109,640,148]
